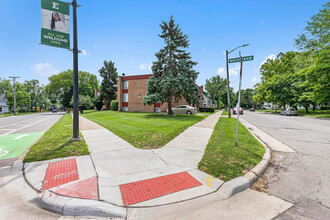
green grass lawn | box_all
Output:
[82,110,207,149]
[221,110,229,116]
[198,117,265,182]
[23,113,89,163]
[297,109,330,118]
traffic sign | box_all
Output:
[229,55,254,63]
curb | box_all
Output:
[216,116,271,199]
[35,190,126,219]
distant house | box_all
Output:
[201,91,215,108]
[0,94,9,114]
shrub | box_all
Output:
[110,100,118,111]
[199,107,215,112]
[93,96,103,111]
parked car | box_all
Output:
[233,107,243,115]
[52,108,58,113]
[280,107,298,116]
[250,108,255,112]
[169,105,197,115]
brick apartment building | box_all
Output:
[117,74,204,112]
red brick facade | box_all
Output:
[117,74,203,112]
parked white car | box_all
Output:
[168,105,197,115]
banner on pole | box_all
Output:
[41,0,70,49]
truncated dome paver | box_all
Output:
[43,158,79,190]
[120,171,202,206]
[54,176,98,200]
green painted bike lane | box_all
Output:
[0,132,44,159]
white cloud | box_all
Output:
[229,65,240,76]
[129,58,135,63]
[251,77,259,83]
[81,49,89,56]
[217,67,225,75]
[93,45,98,49]
[217,65,240,76]
[139,64,147,70]
[139,62,152,72]
[30,62,59,77]
[260,54,276,66]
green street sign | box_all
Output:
[229,55,254,63]
[41,0,70,49]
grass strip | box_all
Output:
[82,110,207,149]
[23,113,89,163]
[198,117,265,182]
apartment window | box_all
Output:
[123,107,128,112]
[123,93,128,102]
[0,107,2,112]
[123,80,128,89]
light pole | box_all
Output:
[70,0,81,141]
[9,76,20,115]
[225,44,249,118]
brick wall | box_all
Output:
[126,78,154,112]
[117,74,203,113]
[117,76,123,111]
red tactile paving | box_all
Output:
[43,158,79,190]
[54,176,98,200]
[120,171,202,206]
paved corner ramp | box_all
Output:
[79,111,223,206]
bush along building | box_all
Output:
[116,74,204,113]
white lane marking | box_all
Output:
[0,115,61,137]
[0,147,9,157]
[14,134,29,140]
[0,118,38,129]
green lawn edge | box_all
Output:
[81,110,207,149]
[23,113,89,163]
[198,117,265,182]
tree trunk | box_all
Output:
[312,103,316,111]
[167,100,173,116]
[304,106,309,113]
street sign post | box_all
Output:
[234,53,254,146]
[229,55,254,63]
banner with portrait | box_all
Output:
[41,0,70,49]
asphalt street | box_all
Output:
[0,112,64,167]
[241,111,330,217]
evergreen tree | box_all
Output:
[143,16,200,115]
[99,60,118,109]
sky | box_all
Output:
[0,0,328,92]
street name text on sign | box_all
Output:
[41,0,70,49]
[229,55,254,63]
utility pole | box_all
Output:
[9,76,20,115]
[70,0,81,141]
[235,51,243,146]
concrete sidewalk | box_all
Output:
[17,111,295,219]
[81,111,224,207]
